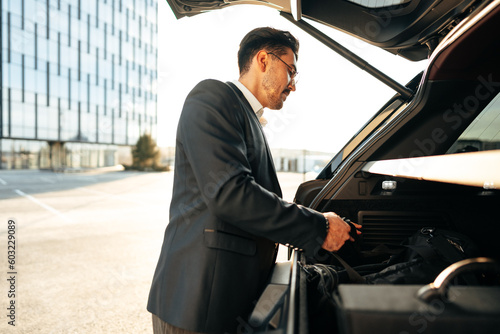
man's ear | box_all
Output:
[255,50,268,73]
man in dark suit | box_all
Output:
[148,27,361,334]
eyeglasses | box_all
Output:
[267,52,299,85]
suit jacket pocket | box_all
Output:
[203,229,257,256]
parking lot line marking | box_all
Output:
[0,178,7,185]
[14,189,73,222]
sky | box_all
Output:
[156,1,427,153]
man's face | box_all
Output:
[262,49,297,110]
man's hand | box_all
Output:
[321,212,362,252]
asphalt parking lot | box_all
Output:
[0,168,305,333]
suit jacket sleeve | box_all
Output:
[177,79,327,256]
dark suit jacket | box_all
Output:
[147,79,327,333]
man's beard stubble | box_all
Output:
[262,66,288,110]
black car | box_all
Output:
[165,0,500,332]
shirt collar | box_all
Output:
[232,80,264,119]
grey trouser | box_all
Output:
[152,314,205,334]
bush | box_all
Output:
[124,134,169,172]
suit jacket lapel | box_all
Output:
[225,82,282,198]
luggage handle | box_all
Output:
[417,257,499,303]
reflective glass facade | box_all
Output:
[0,0,158,169]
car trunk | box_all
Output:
[162,0,500,332]
[248,1,500,332]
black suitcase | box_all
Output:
[336,258,500,334]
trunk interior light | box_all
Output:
[382,180,398,190]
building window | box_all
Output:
[46,62,50,106]
[126,9,129,42]
[35,94,38,139]
[78,102,81,139]
[112,54,115,90]
[104,79,107,116]
[7,12,11,63]
[150,24,153,49]
[57,32,61,75]
[96,48,99,86]
[68,5,71,46]
[46,0,50,38]
[132,38,135,69]
[68,69,72,110]
[22,0,25,30]
[58,98,62,140]
[87,14,91,53]
[119,30,122,66]
[139,16,142,48]
[87,74,91,113]
[138,65,142,97]
[112,0,115,35]
[119,84,122,118]
[34,24,38,69]
[22,55,25,102]
[104,23,107,60]
[8,89,12,137]
[96,105,99,142]
[126,60,129,94]
[78,40,81,81]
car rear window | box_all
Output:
[447,92,500,154]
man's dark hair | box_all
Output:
[238,27,299,75]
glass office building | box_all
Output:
[0,0,158,169]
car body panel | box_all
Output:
[267,1,499,332]
[162,0,500,332]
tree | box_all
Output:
[129,133,168,171]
